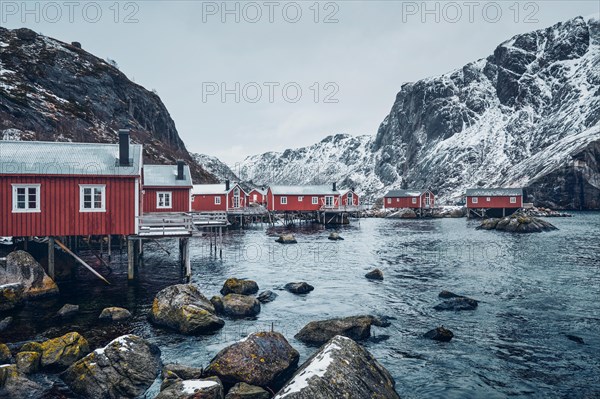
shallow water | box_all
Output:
[2,214,599,398]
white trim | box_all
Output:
[214,196,222,205]
[156,191,173,209]
[79,184,106,212]
[298,196,303,202]
[510,196,517,204]
[135,179,140,235]
[281,196,288,205]
[312,196,318,205]
[12,184,41,213]
[412,197,417,204]
[472,197,478,204]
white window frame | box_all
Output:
[510,196,517,204]
[412,197,417,204]
[12,184,41,213]
[325,196,334,207]
[253,194,258,202]
[298,196,303,202]
[157,191,172,209]
[387,198,391,204]
[214,196,221,205]
[79,185,106,212]
[472,197,478,204]
[486,197,491,202]
[280,196,288,205]
[347,193,352,203]
[312,196,318,205]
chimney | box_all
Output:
[332,182,337,191]
[176,160,185,180]
[225,179,230,191]
[118,129,130,166]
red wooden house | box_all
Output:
[339,188,360,207]
[0,131,142,237]
[465,188,523,217]
[191,180,246,212]
[142,161,192,213]
[266,184,340,212]
[249,188,267,205]
[383,189,435,210]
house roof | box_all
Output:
[339,189,357,196]
[465,188,523,197]
[143,165,192,187]
[269,185,339,195]
[192,183,244,195]
[384,189,429,198]
[0,140,143,176]
[250,188,267,195]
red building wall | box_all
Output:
[0,175,138,237]
[249,190,266,205]
[467,195,522,209]
[143,187,190,213]
[341,192,359,206]
[267,191,340,211]
[227,187,247,209]
[192,194,227,211]
[384,192,435,209]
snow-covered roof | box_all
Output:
[339,188,358,196]
[0,140,143,176]
[269,185,338,195]
[384,189,429,198]
[143,164,192,187]
[250,188,267,195]
[192,183,244,195]
[465,188,523,197]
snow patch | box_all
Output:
[181,380,219,394]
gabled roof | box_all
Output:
[143,165,192,187]
[465,188,523,197]
[339,188,358,196]
[268,185,338,195]
[0,140,143,176]
[250,188,267,195]
[192,183,244,195]
[384,189,429,198]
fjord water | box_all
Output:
[3,214,599,398]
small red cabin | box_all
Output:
[0,131,142,237]
[267,184,340,212]
[191,180,246,212]
[249,188,267,205]
[466,188,523,217]
[383,189,435,210]
[339,188,360,207]
[143,162,192,213]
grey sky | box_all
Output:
[2,1,599,165]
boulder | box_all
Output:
[161,363,204,390]
[438,290,461,299]
[477,213,558,233]
[15,351,40,374]
[284,282,314,295]
[0,317,13,333]
[20,342,42,354]
[423,326,454,342]
[0,283,24,311]
[273,336,399,399]
[57,304,79,318]
[204,332,299,388]
[387,208,417,219]
[365,268,384,280]
[257,290,277,303]
[220,278,259,296]
[0,251,59,298]
[99,307,132,322]
[295,315,388,346]
[150,284,225,334]
[0,344,12,365]
[328,232,344,241]
[40,332,90,369]
[225,382,270,399]
[434,296,478,311]
[61,334,161,399]
[276,234,297,244]
[566,334,585,344]
[156,377,224,399]
[218,294,261,318]
[0,364,44,398]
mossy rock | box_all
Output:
[40,332,89,369]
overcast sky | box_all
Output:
[3,1,599,165]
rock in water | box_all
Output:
[438,290,462,299]
[99,307,132,321]
[0,317,13,333]
[149,284,225,334]
[57,304,79,318]
[566,334,585,344]
[423,326,454,342]
[220,278,259,296]
[273,336,399,398]
[295,315,388,346]
[219,294,261,318]
[476,213,558,233]
[156,378,224,399]
[365,269,384,280]
[434,296,479,311]
[0,364,45,398]
[257,290,278,303]
[15,351,40,374]
[61,335,161,399]
[0,283,24,311]
[204,332,299,388]
[225,382,270,399]
[0,344,12,364]
[1,251,59,298]
[276,234,297,244]
[387,208,417,219]
[40,332,89,369]
[328,232,344,241]
[284,282,314,294]
[161,363,204,391]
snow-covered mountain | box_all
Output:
[239,15,600,209]
[191,153,239,183]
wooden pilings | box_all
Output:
[179,237,191,281]
[48,237,55,279]
[127,239,135,281]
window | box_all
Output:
[214,196,221,205]
[80,185,105,212]
[312,197,318,204]
[253,194,257,201]
[12,184,40,212]
[396,198,399,202]
[281,196,287,204]
[387,198,391,204]
[157,192,172,209]
[347,193,352,203]
[472,197,478,204]
[412,197,417,204]
[510,197,517,204]
[298,196,303,202]
[486,197,491,202]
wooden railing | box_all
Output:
[137,213,194,237]
[191,212,229,226]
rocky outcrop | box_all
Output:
[15,351,40,374]
[284,282,314,295]
[0,364,44,398]
[0,251,58,298]
[220,278,259,296]
[150,284,225,334]
[0,317,12,332]
[39,332,90,369]
[161,363,204,391]
[225,382,270,399]
[0,344,12,364]
[365,269,384,280]
[61,335,161,399]
[257,291,277,303]
[276,234,297,244]
[434,295,479,311]
[204,332,299,388]
[423,326,454,342]
[57,304,79,318]
[99,307,132,322]
[477,213,558,233]
[212,294,261,318]
[0,283,23,311]
[156,378,224,399]
[295,315,388,346]
[328,232,344,241]
[273,336,399,398]
[387,209,417,219]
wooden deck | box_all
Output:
[137,213,195,237]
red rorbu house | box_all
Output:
[142,162,192,213]
[266,184,340,212]
[0,131,142,238]
[339,188,360,208]
[191,180,246,212]
[249,188,267,205]
[383,189,435,214]
[465,188,524,218]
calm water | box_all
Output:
[2,214,600,398]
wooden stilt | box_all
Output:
[219,227,223,259]
[128,239,135,281]
[100,237,103,259]
[107,235,112,261]
[55,238,111,285]
[48,237,55,279]
[84,239,113,273]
